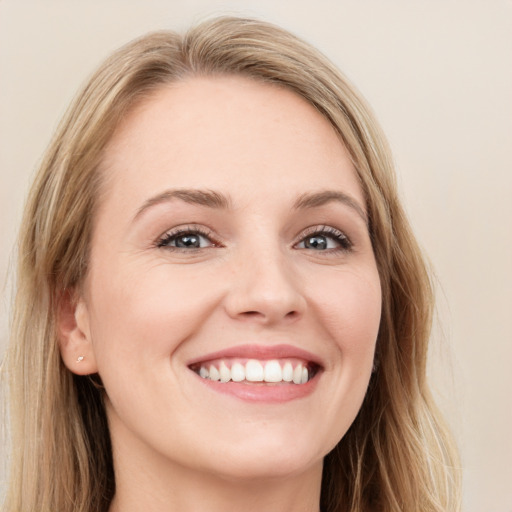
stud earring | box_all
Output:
[76,355,84,363]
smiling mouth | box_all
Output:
[189,358,321,385]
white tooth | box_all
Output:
[199,366,209,379]
[219,361,231,382]
[264,360,283,382]
[301,366,309,384]
[231,362,245,382]
[209,365,220,381]
[282,362,293,382]
[292,364,303,384]
[245,360,264,382]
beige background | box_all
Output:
[1,1,511,510]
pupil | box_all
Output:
[305,235,327,250]
[176,234,200,248]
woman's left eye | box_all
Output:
[295,228,352,252]
[157,229,214,250]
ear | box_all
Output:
[57,289,98,375]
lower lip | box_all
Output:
[193,373,320,403]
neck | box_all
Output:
[110,461,322,512]
[108,435,322,512]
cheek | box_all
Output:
[296,266,381,451]
[86,261,225,369]
[308,266,382,354]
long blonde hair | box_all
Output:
[3,16,460,512]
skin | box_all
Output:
[59,76,382,512]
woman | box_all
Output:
[3,16,460,512]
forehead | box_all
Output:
[100,75,364,209]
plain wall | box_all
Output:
[1,1,511,510]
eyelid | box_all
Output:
[156,224,221,249]
[294,225,352,251]
[154,223,352,252]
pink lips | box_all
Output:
[188,344,323,403]
[187,343,323,367]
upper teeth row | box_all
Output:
[198,359,309,384]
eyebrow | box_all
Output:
[134,188,231,221]
[133,187,367,225]
[293,190,368,225]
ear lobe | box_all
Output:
[57,289,98,375]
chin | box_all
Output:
[191,427,331,482]
[206,451,323,483]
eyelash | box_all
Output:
[156,225,352,253]
[297,225,353,253]
[157,225,219,250]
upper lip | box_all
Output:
[187,343,324,368]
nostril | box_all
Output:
[240,310,299,320]
[224,279,306,323]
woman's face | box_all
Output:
[75,76,381,481]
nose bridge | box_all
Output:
[225,241,305,324]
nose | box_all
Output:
[223,249,306,326]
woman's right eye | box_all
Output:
[157,229,215,250]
